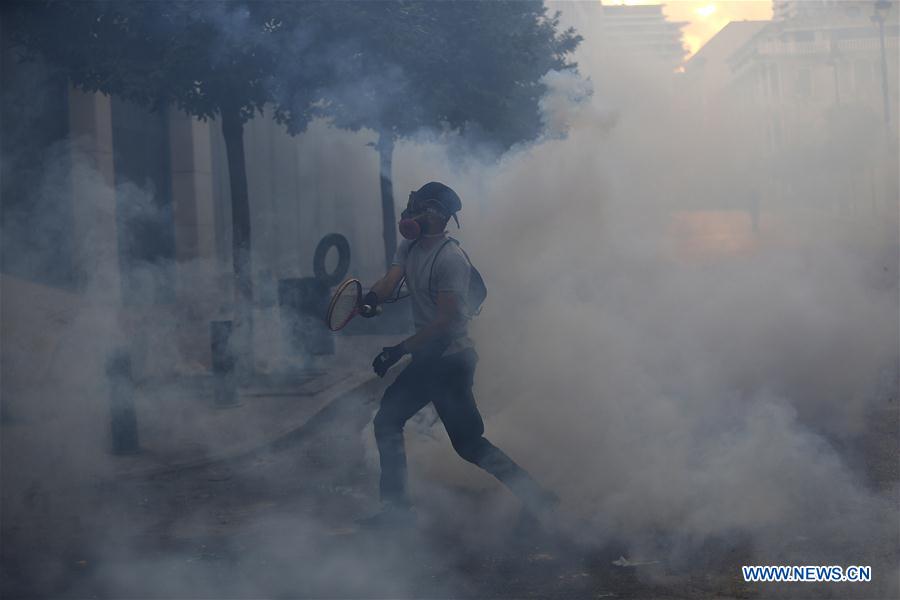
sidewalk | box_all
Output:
[109,365,387,480]
[1,335,398,501]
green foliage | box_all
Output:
[8,1,582,147]
[5,0,319,124]
[277,1,582,151]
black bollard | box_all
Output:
[106,349,140,455]
[210,320,239,408]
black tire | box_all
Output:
[313,233,351,286]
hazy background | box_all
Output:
[382,0,899,574]
[2,1,898,597]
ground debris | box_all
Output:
[611,555,660,567]
[528,552,555,562]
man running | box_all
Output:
[359,181,555,527]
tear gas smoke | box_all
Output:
[2,2,897,598]
[380,2,898,586]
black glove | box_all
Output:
[372,342,408,377]
[360,291,379,318]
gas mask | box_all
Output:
[398,189,461,240]
[398,194,442,240]
[399,183,462,240]
[398,207,426,240]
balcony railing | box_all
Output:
[757,37,899,56]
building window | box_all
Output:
[757,66,768,100]
[796,68,813,99]
[767,113,784,152]
[839,62,853,95]
[854,60,873,94]
[768,63,781,99]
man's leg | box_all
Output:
[372,362,431,507]
[432,350,555,511]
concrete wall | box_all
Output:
[210,113,388,290]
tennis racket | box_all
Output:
[325,279,368,331]
[325,277,409,332]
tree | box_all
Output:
[6,1,326,370]
[8,0,583,336]
[278,1,582,269]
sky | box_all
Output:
[611,1,774,56]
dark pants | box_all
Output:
[373,348,546,507]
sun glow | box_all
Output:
[695,4,717,18]
[612,1,773,58]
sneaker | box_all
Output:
[356,504,417,530]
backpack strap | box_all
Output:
[390,239,419,302]
[389,237,448,303]
[404,238,484,317]
[452,243,486,316]
[428,238,457,301]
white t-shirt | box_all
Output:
[392,234,474,356]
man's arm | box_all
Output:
[368,265,405,304]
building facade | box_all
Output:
[597,3,688,73]
[685,1,898,227]
[0,29,390,410]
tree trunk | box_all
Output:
[221,106,254,375]
[377,130,397,271]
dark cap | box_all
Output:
[412,182,462,216]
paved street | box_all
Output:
[3,376,897,600]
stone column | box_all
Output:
[67,88,120,300]
[168,110,218,370]
[169,110,215,262]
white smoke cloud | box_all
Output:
[3,3,897,597]
[383,5,898,588]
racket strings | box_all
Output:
[330,291,357,327]
[327,280,361,330]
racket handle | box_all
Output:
[361,304,384,316]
